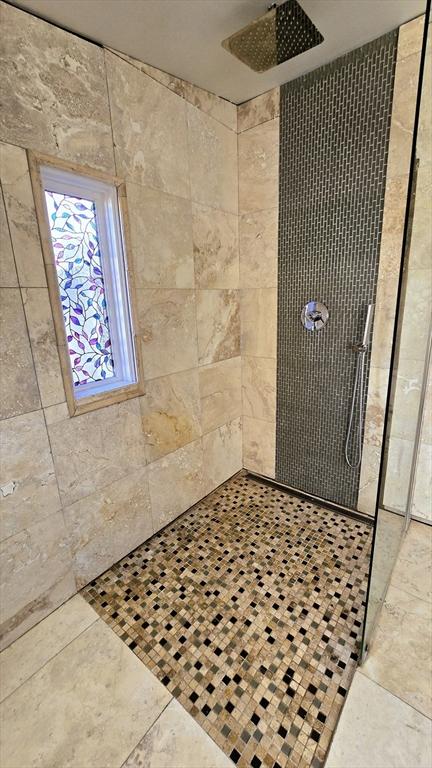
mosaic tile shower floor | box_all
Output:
[82,473,372,768]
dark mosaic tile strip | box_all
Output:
[276,32,398,508]
[82,473,372,768]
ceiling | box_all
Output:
[9,0,426,104]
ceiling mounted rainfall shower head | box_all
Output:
[222,0,324,73]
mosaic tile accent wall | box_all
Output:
[276,32,398,509]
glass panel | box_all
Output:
[361,21,430,657]
[44,191,115,387]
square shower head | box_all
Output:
[222,0,324,73]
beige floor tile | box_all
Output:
[122,699,232,768]
[0,595,98,703]
[0,620,171,768]
[325,672,432,768]
[391,521,432,603]
[362,584,432,718]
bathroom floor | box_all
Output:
[83,473,372,768]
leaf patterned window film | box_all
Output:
[38,162,137,408]
[44,191,115,387]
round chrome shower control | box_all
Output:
[301,301,329,331]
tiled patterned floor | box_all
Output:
[82,473,372,768]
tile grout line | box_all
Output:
[356,668,432,722]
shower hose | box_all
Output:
[344,346,367,469]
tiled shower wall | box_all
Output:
[0,0,241,649]
[239,17,424,516]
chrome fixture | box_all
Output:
[221,0,323,73]
[301,300,329,331]
[345,304,375,469]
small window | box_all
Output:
[30,155,141,415]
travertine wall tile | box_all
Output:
[63,468,153,588]
[241,288,277,359]
[140,368,201,462]
[0,188,17,287]
[0,511,76,650]
[105,50,189,198]
[242,357,276,423]
[0,143,46,288]
[397,15,425,60]
[412,441,432,521]
[187,105,238,214]
[0,1,114,172]
[22,288,65,408]
[196,289,240,365]
[202,418,242,495]
[137,289,198,379]
[0,288,40,419]
[48,399,146,507]
[243,416,275,478]
[238,119,279,213]
[148,439,204,532]
[239,208,278,288]
[127,183,194,289]
[409,162,432,270]
[386,51,421,180]
[0,410,61,542]
[398,268,432,361]
[192,203,239,289]
[237,88,280,133]
[199,357,242,434]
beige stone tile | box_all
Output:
[49,398,146,507]
[110,49,237,132]
[137,289,198,379]
[0,619,172,767]
[21,287,65,408]
[202,418,242,497]
[0,410,61,542]
[0,3,114,172]
[238,118,279,213]
[127,183,194,289]
[148,439,204,532]
[192,203,239,289]
[243,416,275,478]
[185,85,237,133]
[0,594,98,702]
[358,366,390,516]
[64,468,153,588]
[412,441,432,521]
[239,208,278,289]
[140,369,201,462]
[377,174,409,280]
[362,584,432,718]
[105,51,189,198]
[369,277,398,370]
[387,52,421,180]
[0,511,75,651]
[382,436,413,513]
[197,289,240,365]
[0,288,40,419]
[237,88,280,133]
[325,671,432,768]
[199,356,242,434]
[43,401,69,426]
[391,521,432,602]
[242,356,276,423]
[0,143,46,287]
[398,268,432,362]
[0,187,17,287]
[417,49,431,161]
[122,697,232,768]
[410,161,432,270]
[187,104,238,214]
[241,288,277,359]
[397,15,426,60]
[391,358,427,441]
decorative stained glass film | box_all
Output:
[44,191,115,387]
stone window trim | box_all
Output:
[28,151,144,417]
